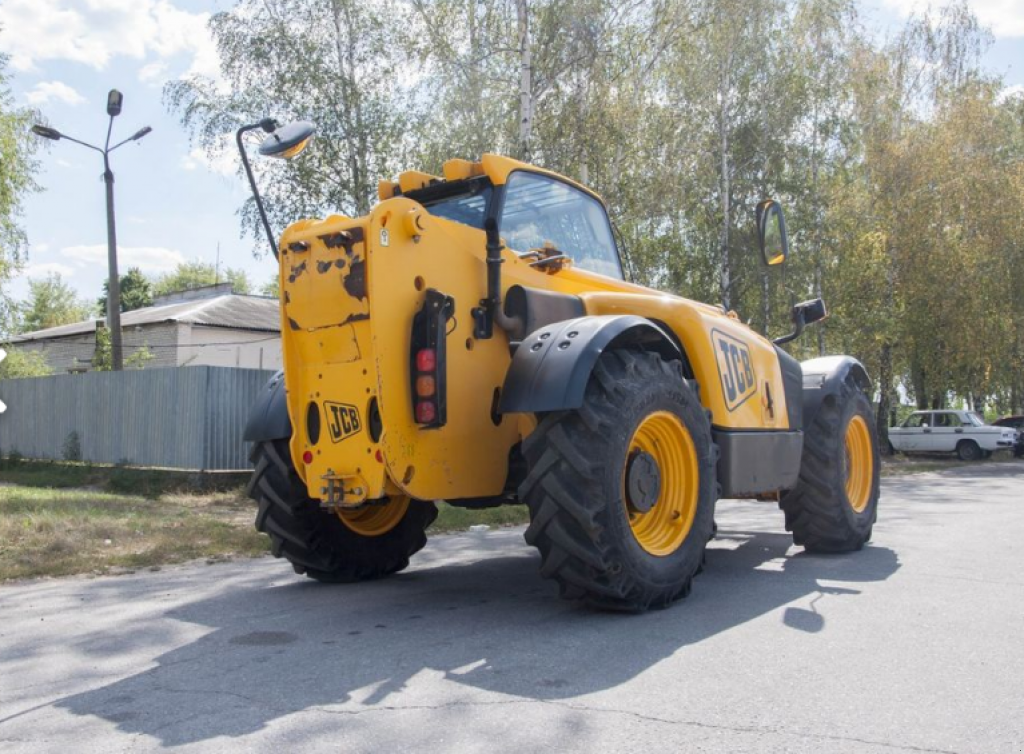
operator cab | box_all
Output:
[401,159,625,281]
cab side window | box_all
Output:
[499,171,623,279]
[904,414,928,428]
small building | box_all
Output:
[10,283,283,373]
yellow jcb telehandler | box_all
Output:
[237,119,879,611]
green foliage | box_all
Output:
[0,50,41,336]
[0,347,51,378]
[152,260,251,296]
[18,273,90,333]
[61,431,82,462]
[92,327,112,371]
[259,275,280,299]
[97,267,154,314]
[125,345,155,369]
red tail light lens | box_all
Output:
[415,401,437,424]
[302,450,314,464]
[416,348,436,372]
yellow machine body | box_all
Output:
[277,154,791,504]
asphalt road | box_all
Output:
[2,463,1023,753]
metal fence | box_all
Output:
[0,367,276,470]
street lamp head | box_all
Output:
[107,89,123,117]
[131,126,153,141]
[31,124,62,141]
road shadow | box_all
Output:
[53,526,899,746]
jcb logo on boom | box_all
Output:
[711,330,756,412]
[325,402,361,442]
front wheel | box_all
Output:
[519,349,717,611]
[247,439,437,582]
[779,376,880,552]
[957,440,982,462]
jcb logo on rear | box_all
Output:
[711,329,756,412]
[325,402,361,442]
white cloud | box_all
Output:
[0,0,220,80]
[180,137,238,178]
[61,244,186,274]
[138,61,169,85]
[881,0,1024,38]
[24,262,74,279]
[25,81,86,107]
[998,84,1024,102]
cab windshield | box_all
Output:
[499,171,623,279]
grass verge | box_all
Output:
[0,483,531,582]
[0,458,249,497]
[880,453,1021,477]
[0,486,268,581]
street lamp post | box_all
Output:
[31,89,151,371]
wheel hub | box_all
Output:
[626,450,662,513]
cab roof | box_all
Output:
[377,153,604,206]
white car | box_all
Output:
[889,410,1017,460]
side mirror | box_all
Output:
[756,199,789,266]
[258,120,316,159]
[773,298,827,346]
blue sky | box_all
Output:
[2,0,1023,308]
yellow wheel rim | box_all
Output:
[844,415,874,513]
[336,496,410,536]
[623,411,700,557]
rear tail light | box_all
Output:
[411,289,454,428]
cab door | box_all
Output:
[895,412,931,451]
[929,412,960,452]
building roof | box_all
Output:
[12,294,281,343]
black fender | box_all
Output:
[800,356,872,430]
[498,315,682,414]
[242,370,292,443]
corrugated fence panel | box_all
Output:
[0,367,276,470]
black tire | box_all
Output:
[957,440,981,462]
[779,376,879,553]
[247,439,437,582]
[519,349,717,611]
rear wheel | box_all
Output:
[957,440,981,462]
[519,349,717,611]
[779,376,879,552]
[247,439,436,582]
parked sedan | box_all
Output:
[889,410,1017,460]
[992,415,1024,457]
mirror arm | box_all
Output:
[236,121,280,260]
[772,315,804,346]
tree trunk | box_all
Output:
[877,343,893,454]
[717,57,732,311]
[517,0,533,162]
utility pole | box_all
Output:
[31,89,152,371]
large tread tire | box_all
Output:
[247,439,437,582]
[519,349,717,611]
[779,376,879,553]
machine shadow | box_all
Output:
[57,529,899,746]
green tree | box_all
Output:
[152,261,251,296]
[166,0,413,252]
[19,273,89,333]
[0,348,51,379]
[259,275,280,299]
[0,48,41,335]
[97,267,154,313]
